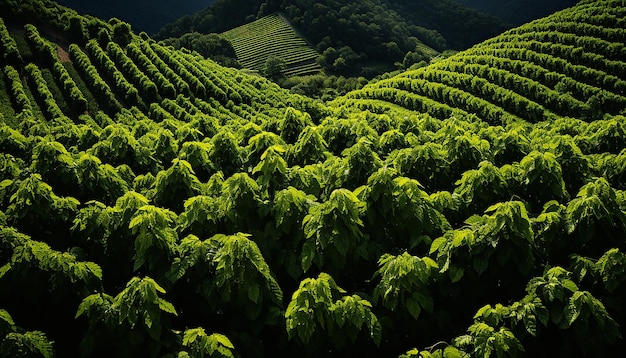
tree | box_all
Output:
[285,273,381,353]
[111,20,133,47]
[263,56,286,81]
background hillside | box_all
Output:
[1,0,626,357]
[55,0,215,35]
[155,0,509,78]
[456,0,579,25]
[220,13,324,77]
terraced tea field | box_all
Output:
[221,13,323,77]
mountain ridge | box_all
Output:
[455,0,579,25]
[55,0,215,35]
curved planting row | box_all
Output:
[1,1,626,358]
[334,0,626,124]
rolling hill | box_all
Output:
[1,0,626,357]
[156,0,509,77]
[333,1,626,124]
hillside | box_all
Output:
[456,0,579,25]
[1,0,626,357]
[54,0,215,35]
[333,0,626,124]
[155,0,508,77]
[220,13,323,77]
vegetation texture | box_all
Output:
[0,0,626,357]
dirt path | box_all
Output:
[57,45,70,62]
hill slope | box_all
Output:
[221,13,323,77]
[156,0,508,77]
[333,0,626,124]
[1,0,626,357]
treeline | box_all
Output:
[382,0,509,50]
[155,0,510,77]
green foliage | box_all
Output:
[208,130,243,176]
[74,152,129,204]
[88,123,139,168]
[0,308,55,358]
[279,107,313,144]
[340,138,383,189]
[150,158,204,212]
[0,124,28,157]
[1,1,626,357]
[464,323,524,358]
[565,177,626,256]
[76,276,178,354]
[4,65,32,115]
[111,20,133,46]
[400,345,465,358]
[0,309,15,338]
[262,56,286,81]
[52,62,88,114]
[0,227,102,290]
[210,233,283,315]
[2,173,79,233]
[113,277,177,338]
[0,18,22,66]
[1,330,54,358]
[162,0,511,77]
[358,169,451,253]
[165,234,218,285]
[176,195,221,239]
[431,200,535,282]
[221,14,321,77]
[219,172,264,231]
[302,188,366,274]
[390,142,451,191]
[29,139,75,187]
[129,205,178,272]
[252,145,288,197]
[455,161,506,210]
[373,252,438,320]
[518,151,569,210]
[179,328,235,358]
[285,272,381,349]
[589,248,626,292]
[288,125,330,166]
[24,24,56,67]
[266,186,317,279]
[68,43,122,113]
